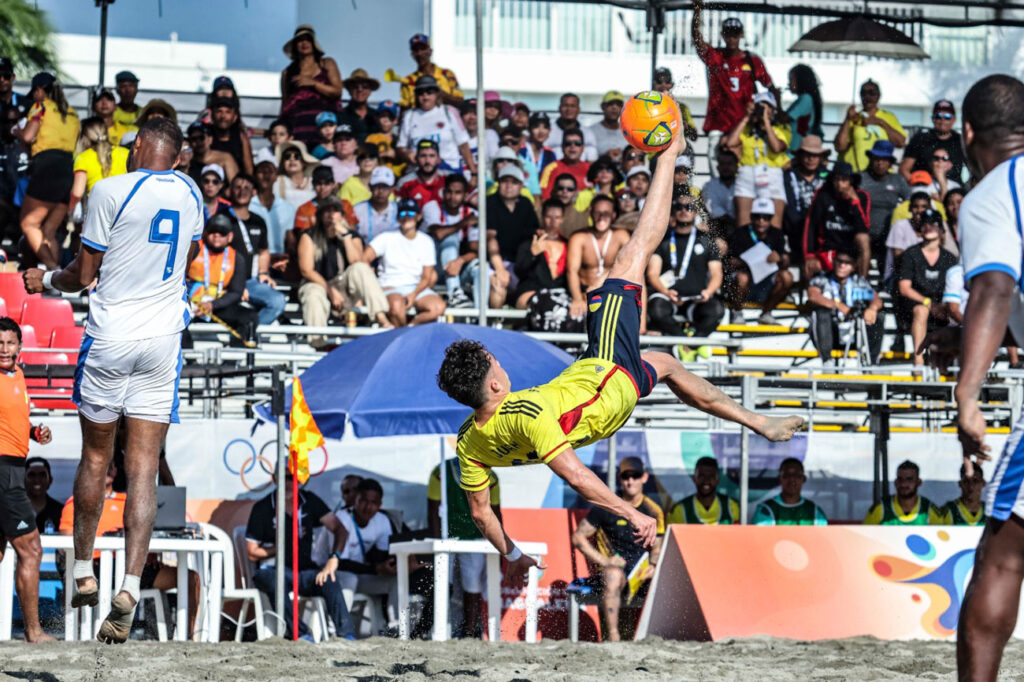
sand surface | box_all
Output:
[4,636,1024,681]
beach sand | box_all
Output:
[5,636,1024,681]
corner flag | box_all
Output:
[288,377,323,484]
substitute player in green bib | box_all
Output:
[668,456,740,525]
[863,460,945,525]
[941,464,986,526]
[752,458,827,526]
[437,131,803,578]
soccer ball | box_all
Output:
[619,90,681,153]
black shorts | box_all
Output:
[581,278,657,397]
[26,149,73,204]
[0,456,37,539]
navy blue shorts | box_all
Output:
[581,278,657,397]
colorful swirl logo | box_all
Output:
[871,531,974,638]
[222,439,329,491]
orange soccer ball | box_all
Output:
[619,90,681,153]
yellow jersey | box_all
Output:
[738,124,792,168]
[112,105,139,129]
[456,358,641,492]
[840,109,906,172]
[399,65,463,109]
[73,146,129,194]
[27,98,79,156]
[107,120,137,146]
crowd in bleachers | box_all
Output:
[0,15,980,367]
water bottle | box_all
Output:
[44,519,55,535]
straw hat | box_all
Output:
[282,25,325,60]
[343,68,380,92]
[275,140,320,175]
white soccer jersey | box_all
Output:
[81,169,204,341]
[959,154,1024,346]
[397,105,469,171]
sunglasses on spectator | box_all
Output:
[397,210,418,218]
[283,152,302,161]
[350,83,371,91]
[654,77,672,85]
[555,185,576,193]
[932,154,950,162]
[623,153,639,161]
[752,213,773,220]
[370,184,391,190]
[619,471,643,480]
[201,177,222,185]
[933,112,954,120]
[501,137,518,146]
[563,140,584,147]
[673,202,695,211]
[0,73,13,81]
[313,179,333,186]
[417,88,440,96]
[834,258,855,267]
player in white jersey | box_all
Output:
[23,118,202,643]
[921,75,1024,681]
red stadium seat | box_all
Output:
[0,299,6,317]
[20,298,74,346]
[22,348,75,410]
[18,325,39,349]
[49,325,84,350]
[0,273,39,323]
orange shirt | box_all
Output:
[0,367,30,457]
[186,244,237,301]
[293,198,357,232]
[60,492,127,558]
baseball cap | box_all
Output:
[187,120,210,136]
[933,99,956,115]
[310,166,333,184]
[653,66,673,83]
[376,100,398,118]
[115,70,138,83]
[416,139,440,152]
[753,91,777,109]
[498,165,525,183]
[333,124,355,141]
[253,147,276,168]
[397,197,420,215]
[30,72,55,90]
[919,208,943,224]
[205,213,234,235]
[414,75,439,92]
[316,111,338,126]
[722,17,744,34]
[751,197,775,216]
[513,101,530,113]
[602,90,625,105]
[212,75,235,92]
[831,161,855,177]
[209,95,237,111]
[675,155,692,170]
[369,166,396,187]
[909,170,933,186]
[0,58,13,75]
[92,86,116,102]
[627,165,651,180]
[201,164,225,182]
[528,111,551,128]
[409,33,430,48]
[618,456,645,475]
[491,146,519,164]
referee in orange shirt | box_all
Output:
[0,317,54,642]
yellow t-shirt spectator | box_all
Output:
[73,146,129,195]
[399,66,463,109]
[107,120,137,147]
[840,110,906,172]
[112,106,139,129]
[889,197,947,227]
[339,175,372,206]
[738,124,792,168]
[27,99,79,156]
[365,132,404,177]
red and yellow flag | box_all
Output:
[288,377,323,484]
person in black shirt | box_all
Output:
[899,100,966,184]
[0,103,28,244]
[209,96,254,176]
[646,195,724,361]
[228,173,287,326]
[897,213,956,368]
[246,471,354,640]
[485,164,539,297]
[570,457,664,642]
[24,457,62,534]
[803,161,871,279]
[726,197,794,325]
[340,69,381,141]
[807,250,884,366]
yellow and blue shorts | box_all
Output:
[582,278,657,397]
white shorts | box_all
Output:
[985,409,1024,521]
[74,333,183,424]
[453,552,487,594]
[382,284,436,301]
[734,165,787,202]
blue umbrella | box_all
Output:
[284,323,572,439]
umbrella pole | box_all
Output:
[606,434,617,490]
[851,54,859,105]
[439,436,449,540]
[475,0,489,327]
[273,367,287,638]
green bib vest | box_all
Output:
[946,500,986,526]
[681,493,736,525]
[880,497,934,525]
[760,496,821,525]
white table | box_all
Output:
[0,535,225,642]
[390,539,547,643]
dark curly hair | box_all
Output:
[436,340,492,409]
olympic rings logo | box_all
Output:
[222,439,330,491]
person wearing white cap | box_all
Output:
[626,165,651,203]
[673,155,700,201]
[250,146,297,255]
[725,196,794,326]
[199,163,229,219]
[725,90,791,231]
[353,166,400,243]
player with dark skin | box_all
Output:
[919,75,1024,682]
[22,124,198,641]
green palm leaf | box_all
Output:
[0,0,59,77]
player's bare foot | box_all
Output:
[71,576,99,608]
[96,591,137,644]
[760,415,805,442]
[25,631,56,644]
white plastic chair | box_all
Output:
[138,589,170,641]
[202,523,269,641]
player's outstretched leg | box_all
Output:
[643,351,804,441]
[957,517,1024,681]
[71,417,119,609]
[606,132,688,286]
